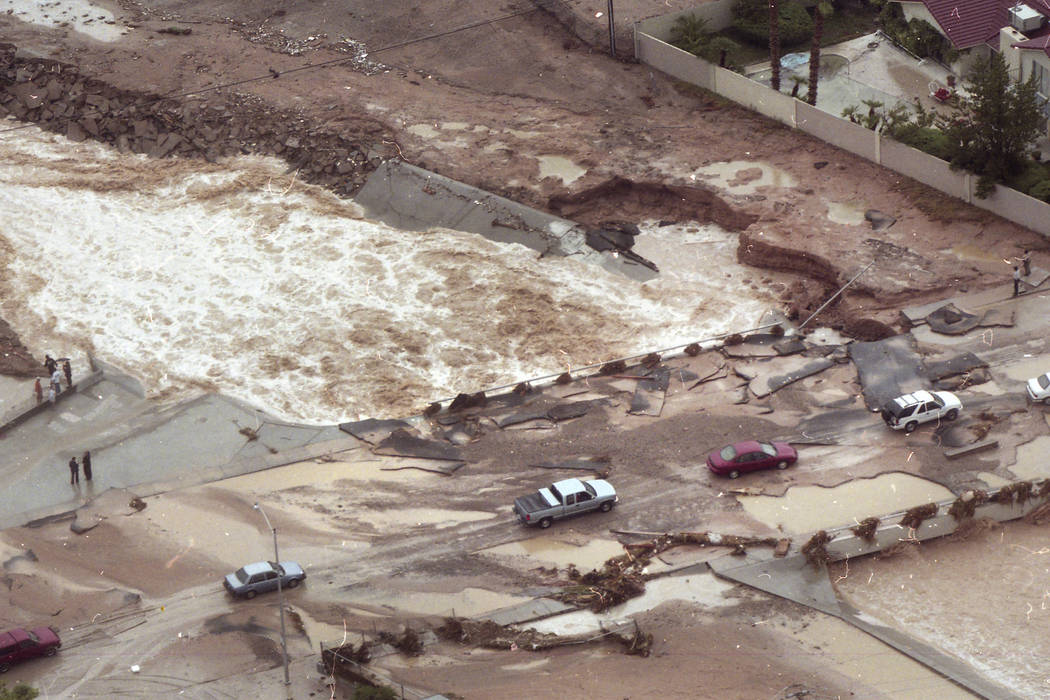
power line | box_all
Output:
[0,5,540,135]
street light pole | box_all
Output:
[254,503,290,688]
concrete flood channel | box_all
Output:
[0,49,1042,689]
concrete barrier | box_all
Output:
[796,101,878,161]
[634,23,1050,237]
[820,483,1047,561]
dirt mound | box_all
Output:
[548,176,758,231]
[0,316,43,376]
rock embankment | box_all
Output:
[0,42,397,374]
[0,43,387,197]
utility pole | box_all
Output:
[607,0,616,57]
[254,503,290,691]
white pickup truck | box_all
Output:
[513,478,617,528]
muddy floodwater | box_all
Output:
[738,473,955,535]
[0,126,776,423]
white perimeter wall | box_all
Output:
[633,25,1050,236]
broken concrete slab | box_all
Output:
[945,439,998,459]
[339,418,413,444]
[848,335,925,410]
[978,306,1015,328]
[926,303,980,335]
[709,550,842,617]
[721,334,783,358]
[772,337,806,356]
[374,428,464,461]
[750,356,834,398]
[501,418,556,431]
[924,352,987,381]
[530,458,610,472]
[792,407,881,444]
[1023,265,1050,289]
[495,410,550,428]
[548,400,598,422]
[629,367,669,416]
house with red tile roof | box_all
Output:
[894,0,1050,100]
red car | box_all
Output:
[0,626,61,673]
[706,440,797,479]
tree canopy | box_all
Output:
[938,52,1044,196]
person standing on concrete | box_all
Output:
[50,367,63,394]
[82,451,92,482]
[1013,266,1021,297]
[1022,249,1032,277]
[62,360,72,388]
[68,456,80,485]
[44,355,57,376]
[47,384,56,406]
[34,378,42,404]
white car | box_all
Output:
[881,390,962,432]
[1027,372,1050,405]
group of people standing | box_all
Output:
[33,355,97,487]
[1013,249,1033,297]
[69,451,92,485]
[35,355,73,406]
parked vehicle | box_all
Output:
[1027,372,1050,404]
[706,440,797,479]
[513,478,617,528]
[881,390,961,432]
[0,626,61,673]
[224,561,306,599]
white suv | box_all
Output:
[881,390,962,432]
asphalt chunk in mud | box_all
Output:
[374,428,464,461]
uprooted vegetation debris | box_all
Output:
[948,490,988,521]
[801,530,831,568]
[436,617,653,656]
[850,517,880,542]
[899,502,939,529]
[555,531,780,612]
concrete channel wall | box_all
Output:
[633,21,1050,237]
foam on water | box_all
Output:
[0,126,772,423]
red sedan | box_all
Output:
[0,626,61,673]
[706,440,797,479]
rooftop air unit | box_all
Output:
[1010,4,1045,33]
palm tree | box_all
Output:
[807,1,833,105]
[769,0,781,92]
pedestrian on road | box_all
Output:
[47,384,56,406]
[34,378,42,404]
[44,355,57,376]
[68,456,79,485]
[82,451,92,481]
[1023,249,1032,277]
[62,360,72,388]
[50,367,62,394]
[1013,266,1021,297]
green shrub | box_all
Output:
[1005,160,1050,200]
[669,14,744,70]
[351,685,397,700]
[891,124,952,159]
[669,13,709,55]
[1029,179,1050,202]
[0,683,39,700]
[731,0,813,46]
